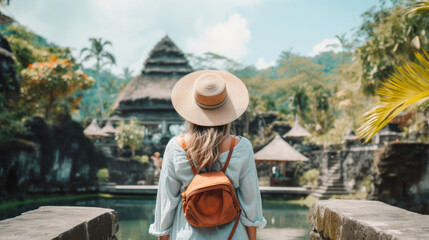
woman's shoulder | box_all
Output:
[164,137,183,155]
[234,135,252,151]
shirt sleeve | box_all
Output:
[237,142,267,229]
[149,141,182,236]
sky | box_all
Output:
[2,0,378,74]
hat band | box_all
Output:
[195,94,229,110]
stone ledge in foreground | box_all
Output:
[308,199,429,240]
[0,206,119,240]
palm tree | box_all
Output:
[102,79,119,98]
[406,1,429,16]
[357,49,429,142]
[120,67,134,83]
[80,38,116,117]
[291,86,309,121]
[358,1,429,143]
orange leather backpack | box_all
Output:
[180,135,241,240]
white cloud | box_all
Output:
[255,57,275,70]
[6,0,262,74]
[308,38,342,57]
[186,13,250,60]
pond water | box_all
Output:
[0,197,311,240]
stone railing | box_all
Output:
[309,199,429,240]
[0,206,118,240]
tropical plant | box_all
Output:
[299,169,319,189]
[358,49,429,142]
[120,67,134,82]
[356,1,429,96]
[133,155,149,163]
[96,168,109,183]
[309,85,333,132]
[20,57,95,120]
[115,120,144,157]
[291,86,309,121]
[186,52,242,72]
[102,78,119,98]
[406,1,429,16]
[358,0,429,142]
[80,38,116,117]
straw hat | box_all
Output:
[171,70,249,126]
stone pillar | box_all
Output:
[161,120,167,136]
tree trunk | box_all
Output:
[130,145,135,157]
[45,93,54,119]
[96,64,104,118]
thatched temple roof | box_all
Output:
[113,35,192,117]
[343,129,358,141]
[84,119,109,138]
[101,120,117,135]
[254,135,308,162]
[283,119,311,138]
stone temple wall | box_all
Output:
[310,147,376,192]
[0,116,107,197]
[314,143,429,213]
[372,143,429,213]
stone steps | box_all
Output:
[313,158,348,199]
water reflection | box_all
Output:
[0,198,310,240]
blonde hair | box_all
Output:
[184,121,231,172]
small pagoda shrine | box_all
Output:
[343,129,359,148]
[113,36,193,144]
[283,119,311,145]
[84,119,109,139]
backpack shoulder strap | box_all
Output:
[181,135,197,175]
[222,136,236,172]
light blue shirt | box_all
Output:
[149,136,267,239]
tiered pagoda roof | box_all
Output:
[142,36,193,75]
[254,135,308,162]
[113,36,193,120]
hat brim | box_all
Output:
[171,70,249,126]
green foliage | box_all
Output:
[2,25,71,72]
[356,1,429,95]
[78,68,123,119]
[132,155,149,163]
[80,38,116,117]
[96,168,109,183]
[406,1,429,16]
[0,25,92,138]
[20,57,95,120]
[311,52,346,74]
[358,49,429,142]
[310,117,350,145]
[0,106,26,140]
[186,52,242,72]
[299,169,319,188]
[291,86,309,121]
[115,120,144,156]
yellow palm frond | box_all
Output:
[357,49,429,143]
[406,1,429,16]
